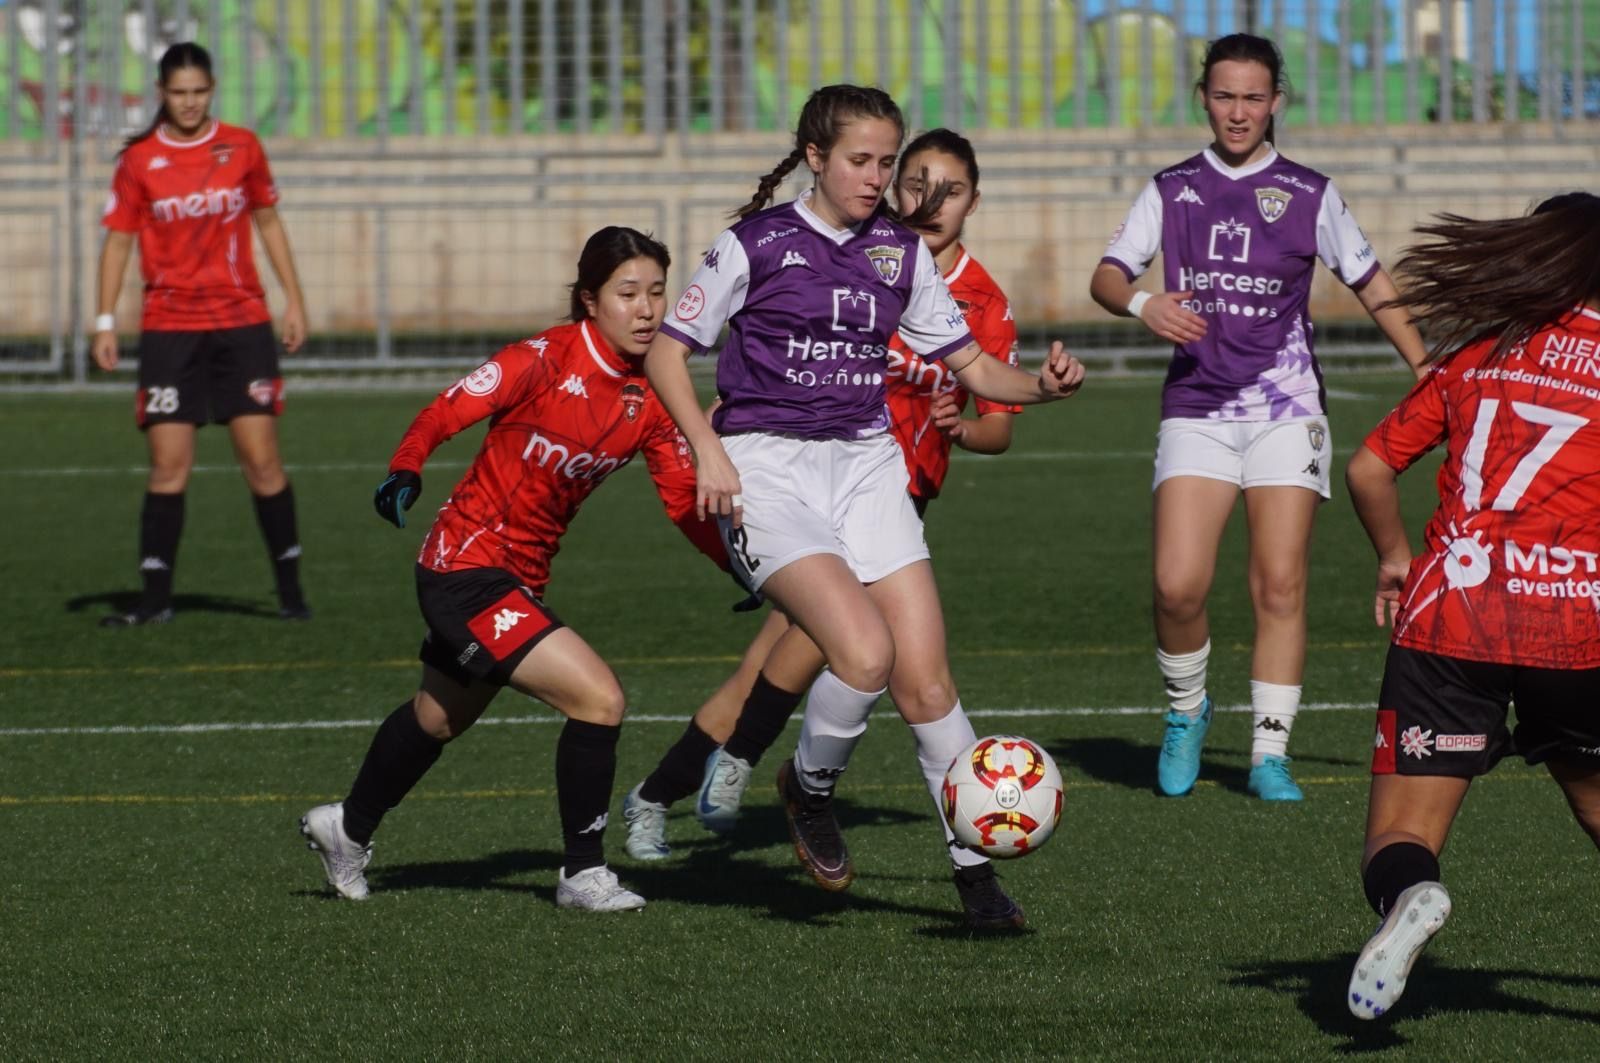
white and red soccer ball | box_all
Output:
[942,735,1064,858]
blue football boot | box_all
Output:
[1247,754,1304,801]
[1156,697,1212,796]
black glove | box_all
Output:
[374,470,422,528]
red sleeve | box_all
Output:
[1363,364,1448,473]
[642,407,730,571]
[244,135,279,208]
[387,343,551,473]
[102,157,146,232]
[971,296,1023,417]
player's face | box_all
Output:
[806,116,902,228]
[583,256,668,357]
[1202,59,1280,165]
[159,67,215,137]
[894,149,979,256]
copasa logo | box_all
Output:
[151,185,249,224]
[521,431,629,481]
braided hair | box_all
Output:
[733,84,905,221]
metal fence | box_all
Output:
[7,2,1598,143]
[2,2,1597,382]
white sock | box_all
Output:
[909,701,988,870]
[1157,640,1210,718]
[794,670,884,794]
[1250,679,1301,764]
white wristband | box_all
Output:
[1126,291,1152,320]
[94,313,116,333]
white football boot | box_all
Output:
[622,784,671,860]
[1348,881,1452,1019]
[556,865,646,912]
[300,802,372,901]
[695,749,753,834]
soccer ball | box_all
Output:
[942,735,1064,859]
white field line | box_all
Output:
[0,701,1371,739]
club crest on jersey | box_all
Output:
[247,378,277,406]
[864,245,904,285]
[1256,187,1292,223]
[620,383,645,422]
[209,142,235,165]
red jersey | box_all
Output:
[1365,306,1600,668]
[390,320,724,596]
[102,121,278,331]
[885,249,1021,500]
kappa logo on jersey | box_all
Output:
[1003,303,1014,322]
[703,247,721,271]
[1372,710,1397,773]
[781,249,809,269]
[559,375,590,399]
[619,382,645,422]
[577,813,609,834]
[864,244,904,285]
[1256,187,1292,223]
[451,361,502,398]
[675,284,705,321]
[151,185,249,224]
[520,337,550,356]
[465,590,554,654]
[1400,725,1435,759]
[1173,185,1205,205]
[1207,218,1252,263]
[147,155,170,171]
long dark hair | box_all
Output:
[120,42,214,155]
[1196,33,1286,146]
[569,226,671,322]
[898,127,980,189]
[734,84,929,223]
[1385,193,1600,364]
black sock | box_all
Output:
[1363,841,1441,917]
[342,700,444,845]
[638,720,720,806]
[137,491,185,611]
[556,718,622,874]
[723,672,805,766]
[252,485,305,610]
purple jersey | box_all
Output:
[660,191,973,440]
[1102,148,1379,421]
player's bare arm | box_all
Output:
[1356,269,1429,380]
[947,339,1083,404]
[1345,445,1413,628]
[1089,263,1206,345]
[252,206,307,353]
[643,331,743,525]
[92,230,136,371]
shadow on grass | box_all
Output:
[1229,953,1600,1053]
[1048,735,1360,798]
[363,799,968,930]
[66,589,278,620]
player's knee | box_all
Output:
[567,678,627,726]
[1152,577,1207,623]
[147,459,192,493]
[240,457,287,496]
[1250,570,1307,619]
[830,637,893,694]
[890,675,956,722]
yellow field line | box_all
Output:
[0,771,1547,809]
[0,640,1386,681]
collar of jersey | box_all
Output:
[1577,305,1600,323]
[793,188,881,245]
[944,247,971,284]
[155,119,221,150]
[578,320,630,378]
[1202,145,1279,181]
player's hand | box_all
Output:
[1373,554,1410,628]
[374,469,422,528]
[281,302,307,354]
[1037,341,1085,399]
[693,440,743,528]
[1141,291,1208,345]
[91,330,119,371]
[930,392,965,439]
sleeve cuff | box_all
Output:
[1348,260,1381,292]
[658,321,709,353]
[1098,256,1139,282]
[921,331,976,364]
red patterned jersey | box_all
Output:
[101,121,278,331]
[390,320,725,596]
[1364,306,1600,668]
[885,249,1021,500]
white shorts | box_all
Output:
[1152,415,1332,498]
[717,432,928,592]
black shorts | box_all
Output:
[415,565,565,687]
[135,323,283,427]
[1372,644,1600,777]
